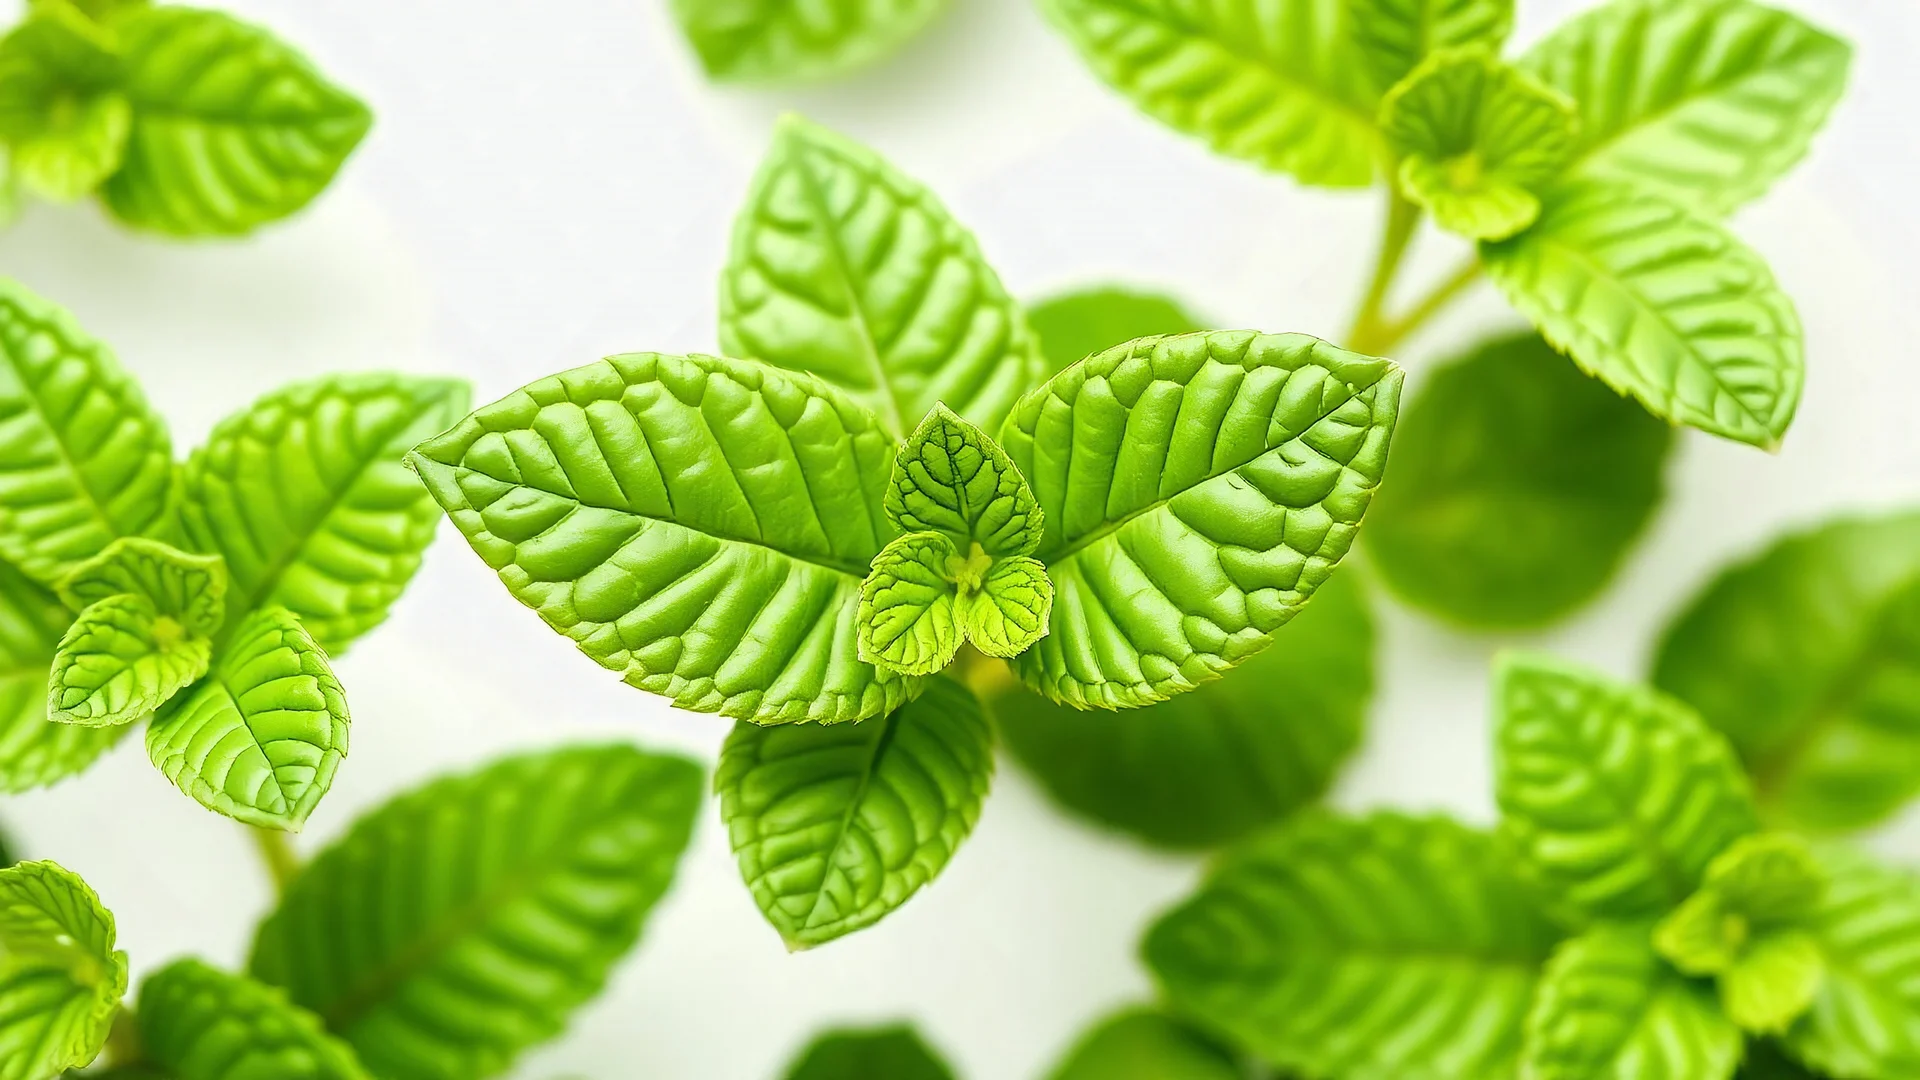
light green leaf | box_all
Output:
[1494,652,1759,922]
[1705,833,1826,925]
[136,959,369,1080]
[57,536,224,636]
[1657,889,1750,977]
[0,860,127,1080]
[964,555,1050,658]
[410,352,918,726]
[1784,846,1920,1078]
[671,0,949,83]
[780,1024,956,1080]
[145,605,346,830]
[1045,1007,1242,1080]
[249,744,703,1080]
[1038,0,1380,187]
[47,593,208,726]
[100,5,372,236]
[0,557,124,792]
[1522,0,1850,217]
[1652,512,1920,833]
[0,280,173,586]
[1145,812,1560,1080]
[1482,184,1803,448]
[1521,923,1742,1080]
[1725,930,1825,1035]
[717,677,991,948]
[720,116,1042,436]
[886,404,1042,557]
[1027,287,1204,379]
[998,570,1370,849]
[0,2,129,202]
[1363,332,1670,628]
[857,532,963,676]
[1348,0,1513,94]
[998,330,1401,709]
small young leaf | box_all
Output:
[1363,332,1671,628]
[1044,1008,1242,1080]
[1144,812,1561,1080]
[717,677,992,949]
[1348,0,1514,94]
[1704,833,1825,925]
[963,556,1050,658]
[0,280,173,586]
[0,860,128,1080]
[57,537,225,636]
[1026,287,1204,378]
[1783,846,1920,1077]
[886,405,1043,557]
[1483,184,1803,448]
[0,557,125,792]
[249,744,703,1080]
[1522,0,1850,217]
[0,2,129,202]
[47,593,209,726]
[100,6,372,236]
[857,532,964,676]
[720,116,1042,436]
[1723,930,1825,1035]
[411,351,917,726]
[671,0,949,83]
[136,959,369,1080]
[999,330,1401,709]
[780,1024,957,1080]
[1656,890,1749,977]
[145,606,347,830]
[1494,653,1759,922]
[1653,512,1920,833]
[1037,0,1381,187]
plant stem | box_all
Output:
[250,826,301,896]
[1362,255,1485,356]
[1345,187,1421,354]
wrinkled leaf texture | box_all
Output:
[0,558,123,792]
[137,959,369,1080]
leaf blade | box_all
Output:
[137,959,369,1080]
[671,0,949,82]
[0,860,127,1080]
[0,557,125,793]
[1025,287,1205,378]
[886,404,1043,556]
[857,532,963,677]
[1044,1007,1242,1080]
[1785,846,1920,1078]
[1348,0,1513,93]
[780,1024,957,1080]
[47,593,208,727]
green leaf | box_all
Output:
[1521,923,1742,1080]
[0,557,124,792]
[1657,890,1750,977]
[1724,930,1825,1035]
[857,532,963,676]
[136,959,369,1080]
[1482,184,1803,448]
[0,2,130,202]
[1037,0,1380,187]
[1144,812,1561,1080]
[180,374,468,654]
[1348,0,1513,94]
[1522,0,1850,217]
[671,0,949,83]
[1652,511,1920,833]
[47,593,209,726]
[998,570,1370,849]
[1025,287,1205,379]
[1737,1041,1827,1080]
[1654,835,1828,1007]
[250,744,701,1080]
[1494,652,1759,922]
[963,555,1050,657]
[1784,846,1920,1078]
[99,5,372,236]
[1705,833,1826,925]
[0,861,127,1080]
[1362,332,1671,628]
[57,536,225,636]
[145,605,346,830]
[1044,1008,1242,1080]
[886,404,1042,557]
[409,351,918,726]
[998,330,1401,709]
[0,280,173,586]
[780,1024,956,1080]
[717,677,992,949]
[719,116,1043,436]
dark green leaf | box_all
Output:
[780,1024,955,1080]
[137,959,368,1080]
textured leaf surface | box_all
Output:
[0,280,172,585]
[999,330,1400,708]
[181,374,468,654]
[886,404,1042,556]
[0,861,127,1080]
[718,677,991,948]
[0,557,123,792]
[964,556,1050,657]
[100,6,371,236]
[1494,653,1758,922]
[146,606,347,830]
[47,593,208,726]
[999,571,1370,849]
[1045,1008,1241,1080]
[1348,0,1513,93]
[1026,287,1204,378]
[57,537,225,637]
[720,117,1042,436]
[138,959,368,1080]
[249,744,703,1080]
[410,352,917,725]
[1522,0,1850,216]
[1145,812,1560,1080]
[671,0,948,82]
[1724,930,1824,1035]
[1653,512,1920,832]
[1785,846,1920,1078]
[780,1024,956,1080]
[1363,332,1670,628]
[0,3,129,202]
[857,532,963,676]
[1483,184,1802,447]
[1040,0,1380,186]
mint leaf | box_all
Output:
[1703,833,1826,925]
[1025,287,1204,378]
[1363,332,1671,628]
[999,571,1370,849]
[857,532,964,676]
[1783,846,1920,1078]
[1037,0,1380,187]
[0,280,173,586]
[964,555,1050,657]
[720,116,1042,436]
[886,405,1042,557]
[1657,890,1750,976]
[47,593,209,726]
[671,0,949,83]
[999,330,1401,709]
[0,557,124,792]
[1494,652,1759,921]
[1523,0,1850,217]
[1653,512,1920,832]
[0,860,127,1080]
[409,351,919,726]
[249,744,703,1080]
[1483,184,1802,448]
[145,606,346,830]
[1349,0,1513,93]
[100,6,371,236]
[1724,930,1825,1035]
[780,1024,956,1080]
[1145,812,1560,1080]
[1521,923,1742,1080]
[1044,1008,1242,1080]
[717,677,991,948]
[0,1,129,202]
[137,959,369,1080]
[1655,834,1829,1029]
[180,374,468,654]
[57,537,225,637]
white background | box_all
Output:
[3,0,1919,1076]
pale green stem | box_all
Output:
[1361,255,1485,356]
[1345,187,1422,354]
[250,826,301,897]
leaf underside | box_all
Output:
[137,959,369,1080]
[671,0,950,82]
